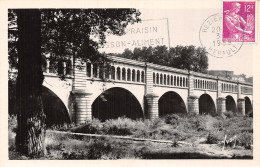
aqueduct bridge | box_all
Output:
[42,56,253,124]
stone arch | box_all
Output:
[199,94,216,115]
[245,96,253,117]
[226,95,237,113]
[92,87,144,121]
[42,86,71,126]
[158,91,187,116]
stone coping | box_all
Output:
[109,56,253,86]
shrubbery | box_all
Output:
[237,131,253,149]
[9,111,253,159]
[64,113,253,145]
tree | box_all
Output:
[117,45,208,73]
[9,9,140,157]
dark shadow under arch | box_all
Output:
[158,91,187,116]
[92,87,143,121]
[199,94,216,115]
[226,95,237,113]
[245,96,253,117]
[42,86,71,127]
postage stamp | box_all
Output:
[199,13,243,58]
[223,1,256,42]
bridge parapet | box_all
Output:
[86,60,146,84]
[43,56,252,95]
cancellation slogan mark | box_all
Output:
[199,13,243,58]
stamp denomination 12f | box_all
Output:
[199,13,243,58]
[223,1,255,43]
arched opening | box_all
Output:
[92,87,143,121]
[93,64,98,78]
[137,70,140,82]
[42,86,71,127]
[156,73,159,84]
[132,69,136,82]
[66,60,72,75]
[245,97,253,117]
[226,95,237,113]
[158,91,187,116]
[86,63,91,77]
[111,66,115,80]
[141,71,145,83]
[127,69,131,81]
[116,67,121,80]
[167,75,170,85]
[199,94,216,115]
[122,68,126,81]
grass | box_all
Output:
[8,113,253,159]
[66,114,253,145]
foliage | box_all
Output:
[8,9,141,157]
[8,9,141,70]
[164,114,181,127]
[102,118,137,135]
[9,114,253,159]
[206,131,223,144]
[71,119,103,134]
[237,132,253,149]
[114,45,208,73]
[8,115,17,151]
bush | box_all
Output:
[223,111,234,118]
[71,119,103,134]
[87,139,113,159]
[103,117,137,136]
[50,122,76,131]
[165,114,181,127]
[206,131,223,144]
[237,131,253,149]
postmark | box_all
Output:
[223,1,256,43]
[199,13,243,58]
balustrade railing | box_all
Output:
[194,78,217,91]
[41,56,253,95]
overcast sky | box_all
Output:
[141,8,253,77]
[102,8,253,77]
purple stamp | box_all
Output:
[223,1,256,42]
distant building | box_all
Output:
[246,77,253,83]
[208,70,246,82]
[232,75,246,82]
[208,70,234,79]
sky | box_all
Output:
[101,8,253,77]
